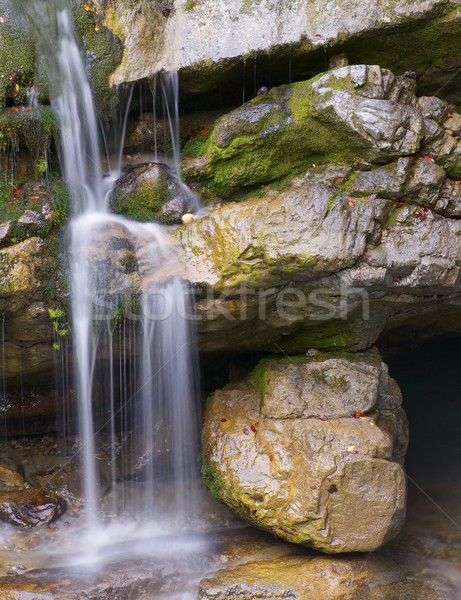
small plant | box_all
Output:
[185,0,198,10]
[48,307,70,337]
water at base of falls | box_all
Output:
[28,0,202,543]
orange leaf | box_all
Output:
[11,106,18,112]
[29,195,40,200]
[247,580,254,585]
[84,4,93,12]
[94,24,100,31]
[199,127,209,136]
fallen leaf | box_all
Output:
[346,197,355,207]
[250,423,258,433]
[347,445,359,454]
[247,579,254,585]
[189,128,198,138]
[162,7,171,17]
[319,415,329,421]
[328,484,338,493]
[352,410,366,419]
[11,106,18,112]
[29,195,40,200]
[315,33,323,40]
[94,24,100,31]
[199,127,209,136]
[84,4,93,12]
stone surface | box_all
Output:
[0,489,66,528]
[203,348,408,553]
[90,0,461,106]
[112,162,198,224]
[183,65,424,198]
[199,554,370,599]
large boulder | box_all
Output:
[202,348,408,553]
[183,65,423,198]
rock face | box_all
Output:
[92,0,461,106]
[203,348,408,553]
[173,65,461,353]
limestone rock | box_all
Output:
[203,348,407,553]
[183,65,424,197]
[0,489,66,528]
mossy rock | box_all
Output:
[112,163,189,224]
[183,65,423,199]
[0,2,35,108]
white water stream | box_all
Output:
[33,1,201,537]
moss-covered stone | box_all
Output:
[183,65,422,199]
[70,0,123,112]
[0,2,35,108]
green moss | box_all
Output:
[70,1,123,112]
[185,0,198,10]
[0,5,35,107]
[274,320,356,353]
[184,75,368,199]
[183,126,214,159]
[0,107,56,176]
[112,185,170,222]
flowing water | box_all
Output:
[29,0,201,536]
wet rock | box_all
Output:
[0,462,24,488]
[112,162,197,224]
[0,489,66,528]
[199,554,370,599]
[124,109,227,154]
[203,348,407,553]
[23,454,110,503]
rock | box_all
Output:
[0,222,11,245]
[183,65,423,198]
[181,213,195,224]
[124,109,227,154]
[0,489,66,528]
[92,0,461,109]
[23,454,110,503]
[0,462,24,487]
[199,554,370,599]
[112,162,197,224]
[203,348,407,553]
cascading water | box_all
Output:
[30,0,201,533]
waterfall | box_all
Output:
[31,1,200,532]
